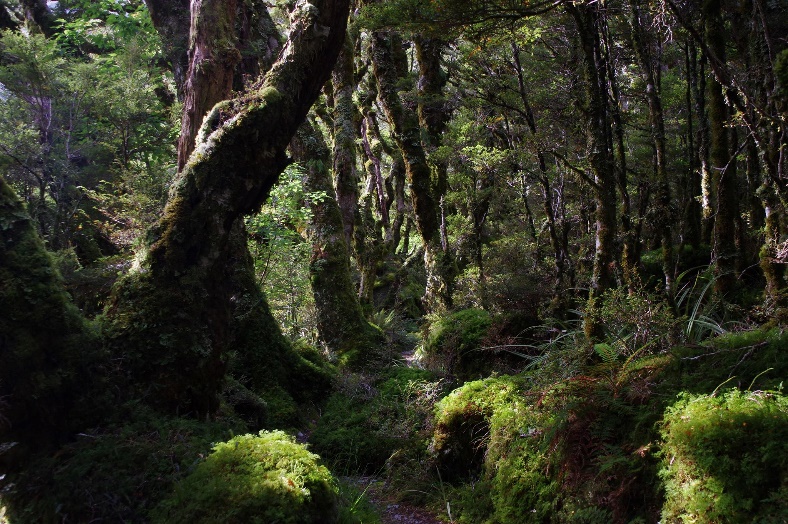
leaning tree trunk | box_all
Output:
[104,0,351,416]
[291,121,382,366]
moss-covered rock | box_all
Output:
[431,375,562,522]
[153,431,340,524]
[421,308,492,380]
[659,389,788,523]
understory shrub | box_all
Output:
[153,431,340,524]
[659,389,788,523]
[309,367,445,477]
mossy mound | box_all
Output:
[430,375,564,522]
[0,176,103,467]
[659,389,788,523]
[153,431,340,524]
[429,327,788,523]
[421,308,493,380]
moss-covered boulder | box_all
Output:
[430,375,563,522]
[659,389,788,523]
[153,431,340,524]
[421,308,492,380]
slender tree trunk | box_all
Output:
[567,2,617,340]
[291,121,381,365]
[705,0,739,294]
[370,30,454,312]
[683,40,703,249]
[331,35,361,248]
[630,5,674,299]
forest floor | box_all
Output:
[343,476,446,524]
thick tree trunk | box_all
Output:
[291,121,381,365]
[176,0,240,171]
[104,0,351,416]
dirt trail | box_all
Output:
[345,476,447,524]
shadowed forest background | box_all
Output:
[1,0,787,522]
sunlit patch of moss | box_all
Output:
[152,431,340,524]
[659,389,788,523]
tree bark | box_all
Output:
[705,0,739,295]
[291,120,381,365]
[630,5,674,299]
[105,0,351,416]
[371,30,455,312]
[567,2,618,340]
[176,0,241,171]
[331,35,362,249]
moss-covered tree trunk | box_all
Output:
[331,35,362,249]
[104,0,351,416]
[705,0,739,295]
[0,175,100,470]
[291,121,381,365]
[371,30,454,313]
[568,2,618,340]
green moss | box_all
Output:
[659,389,788,523]
[431,375,562,522]
[0,176,103,467]
[421,308,492,380]
[153,431,340,524]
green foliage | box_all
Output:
[0,23,175,252]
[310,367,445,476]
[585,286,681,357]
[659,389,788,523]
[420,308,493,380]
[153,431,340,524]
[246,164,325,342]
